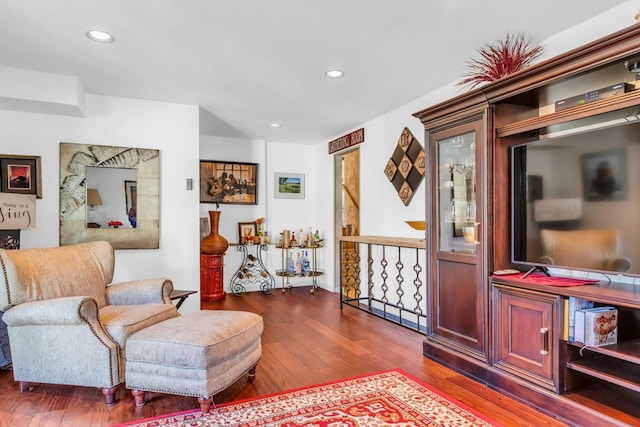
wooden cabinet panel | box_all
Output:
[493,285,560,392]
[434,259,481,349]
[422,112,489,366]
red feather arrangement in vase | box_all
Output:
[457,32,544,91]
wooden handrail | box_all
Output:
[338,235,425,249]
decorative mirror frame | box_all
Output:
[59,142,160,249]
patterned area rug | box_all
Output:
[118,369,500,426]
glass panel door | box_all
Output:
[438,131,476,254]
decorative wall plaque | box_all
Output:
[384,128,425,206]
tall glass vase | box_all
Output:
[200,210,229,254]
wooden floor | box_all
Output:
[0,287,569,427]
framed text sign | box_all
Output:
[0,193,36,230]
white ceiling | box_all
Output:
[0,1,631,144]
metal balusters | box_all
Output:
[340,236,426,333]
[340,240,361,308]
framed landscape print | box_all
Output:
[0,154,42,198]
[200,160,258,205]
[274,172,305,199]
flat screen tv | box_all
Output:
[511,120,640,278]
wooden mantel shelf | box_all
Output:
[339,235,425,249]
[496,89,640,138]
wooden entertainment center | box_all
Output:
[414,24,640,426]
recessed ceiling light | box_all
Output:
[270,123,281,128]
[86,30,114,43]
[324,70,344,79]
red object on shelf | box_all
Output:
[200,253,226,301]
[497,272,599,287]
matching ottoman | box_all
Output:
[125,310,263,412]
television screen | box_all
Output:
[511,120,640,277]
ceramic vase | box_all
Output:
[201,210,229,254]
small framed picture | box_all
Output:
[274,172,305,199]
[238,221,257,244]
[0,155,42,198]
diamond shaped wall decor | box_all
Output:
[384,127,425,206]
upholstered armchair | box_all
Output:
[0,241,179,405]
[538,229,632,273]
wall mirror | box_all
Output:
[86,167,137,229]
[60,142,160,249]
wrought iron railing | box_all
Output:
[339,236,427,333]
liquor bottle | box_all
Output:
[287,252,295,274]
[306,227,313,247]
[290,232,297,247]
[295,252,302,275]
[302,251,311,275]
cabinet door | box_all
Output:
[426,115,487,362]
[493,284,561,392]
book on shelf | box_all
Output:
[562,298,569,341]
[568,297,594,342]
[575,306,618,347]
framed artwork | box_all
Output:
[274,172,305,199]
[581,148,626,201]
[238,221,257,244]
[200,160,258,205]
[0,155,42,198]
[125,180,137,211]
[125,180,137,228]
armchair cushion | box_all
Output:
[100,304,178,348]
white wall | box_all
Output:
[0,94,202,314]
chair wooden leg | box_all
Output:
[248,363,257,381]
[132,389,146,407]
[198,396,212,413]
[19,381,30,392]
[102,385,118,406]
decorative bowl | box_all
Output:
[405,221,426,231]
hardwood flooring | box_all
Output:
[0,287,568,426]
